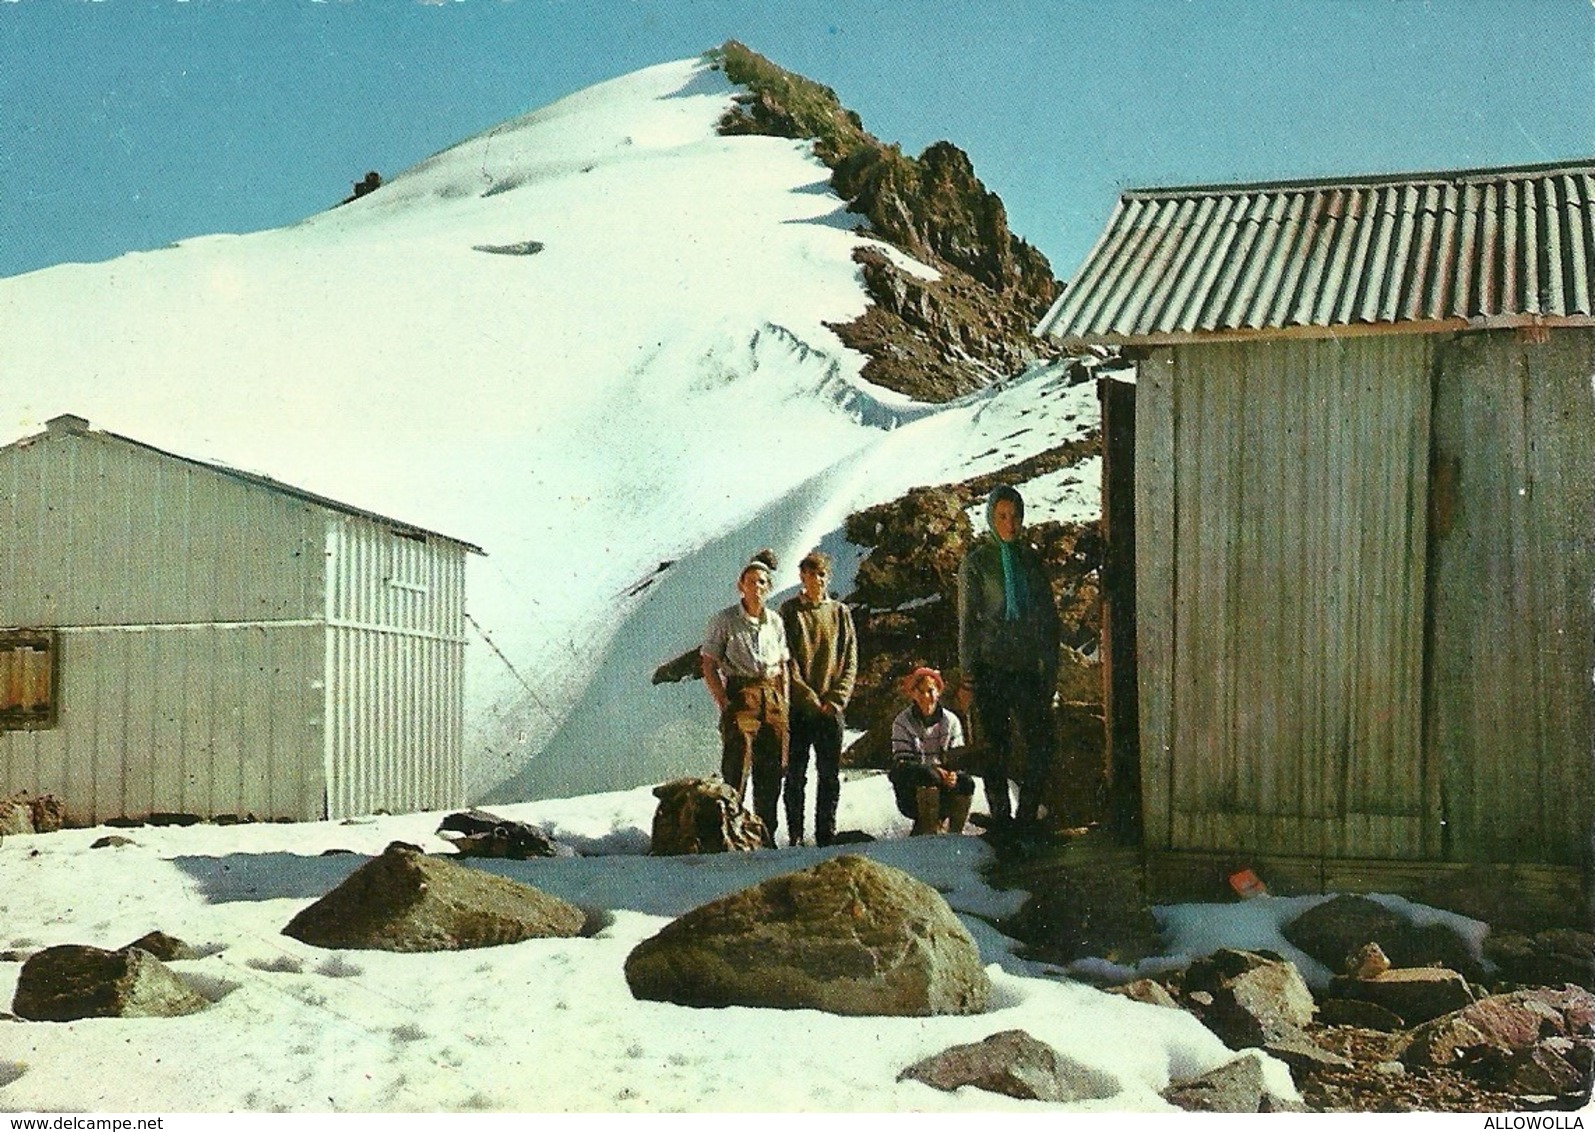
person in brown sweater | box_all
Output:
[779,549,858,846]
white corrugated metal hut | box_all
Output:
[1038,160,1594,923]
[0,414,483,824]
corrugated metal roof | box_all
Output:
[1037,159,1595,345]
[5,418,485,555]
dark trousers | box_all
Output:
[784,709,844,846]
[719,679,787,846]
[888,763,976,820]
[972,665,1055,824]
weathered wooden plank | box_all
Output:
[1428,329,1594,865]
[1136,350,1178,849]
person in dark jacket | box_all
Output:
[957,485,1061,827]
[779,549,857,847]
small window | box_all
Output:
[0,629,58,731]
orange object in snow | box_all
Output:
[1228,868,1269,899]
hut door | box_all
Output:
[1099,375,1139,840]
[1141,338,1433,861]
[1424,329,1595,865]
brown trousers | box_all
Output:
[719,678,787,846]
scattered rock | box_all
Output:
[1328,967,1475,1026]
[1105,978,1180,1010]
[898,1029,1117,1102]
[437,809,569,859]
[282,841,585,952]
[0,798,32,836]
[1182,948,1318,1047]
[1282,895,1481,979]
[1,792,64,835]
[1318,996,1407,1031]
[624,854,990,1016]
[647,777,767,855]
[1265,1030,1355,1073]
[1162,1055,1266,1113]
[124,931,197,962]
[91,836,135,849]
[12,945,209,1021]
[1346,942,1392,979]
[1403,985,1595,1071]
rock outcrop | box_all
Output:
[710,40,1061,403]
[1282,895,1482,979]
[13,944,209,1021]
[282,841,585,951]
[624,854,989,1015]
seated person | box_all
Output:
[888,666,975,836]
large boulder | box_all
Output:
[1403,986,1595,1102]
[13,944,209,1021]
[1182,948,1317,1047]
[282,841,585,951]
[1404,985,1595,1070]
[897,1029,1118,1102]
[1327,966,1475,1026]
[1281,894,1481,979]
[1485,929,1595,990]
[624,854,990,1016]
[648,777,767,855]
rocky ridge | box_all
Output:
[711,40,1064,401]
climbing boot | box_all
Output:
[912,786,942,836]
[945,792,973,834]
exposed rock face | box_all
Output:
[1282,895,1481,979]
[710,40,1061,404]
[898,1029,1118,1102]
[1182,948,1318,1047]
[1328,967,1476,1026]
[648,777,768,855]
[13,944,209,1021]
[282,841,585,951]
[624,854,990,1016]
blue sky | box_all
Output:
[1,0,1590,282]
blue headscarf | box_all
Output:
[987,486,1028,620]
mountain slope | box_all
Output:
[0,50,1095,804]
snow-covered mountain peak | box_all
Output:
[1,49,1095,803]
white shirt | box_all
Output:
[701,602,790,680]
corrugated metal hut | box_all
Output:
[0,414,483,825]
[1037,160,1594,920]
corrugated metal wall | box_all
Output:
[0,431,323,626]
[0,623,325,822]
[1426,328,1595,865]
[323,516,466,819]
[1137,336,1434,858]
[0,432,330,823]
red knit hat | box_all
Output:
[900,666,945,696]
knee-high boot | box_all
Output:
[945,792,972,835]
[912,787,943,836]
